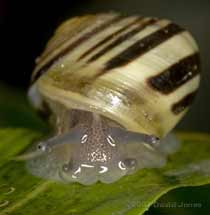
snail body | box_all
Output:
[26,13,200,184]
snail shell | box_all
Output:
[26,13,200,185]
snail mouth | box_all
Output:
[58,159,136,185]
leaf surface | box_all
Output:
[0,129,210,215]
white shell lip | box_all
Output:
[28,84,44,110]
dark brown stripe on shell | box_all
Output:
[87,18,157,63]
[32,15,123,83]
[78,17,144,61]
[148,53,200,94]
[99,23,184,74]
[172,91,197,114]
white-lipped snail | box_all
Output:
[23,13,200,185]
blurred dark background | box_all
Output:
[1,0,210,214]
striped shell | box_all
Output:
[30,13,200,138]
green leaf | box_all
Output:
[0,129,210,215]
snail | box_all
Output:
[24,13,201,185]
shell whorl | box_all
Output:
[30,13,201,138]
